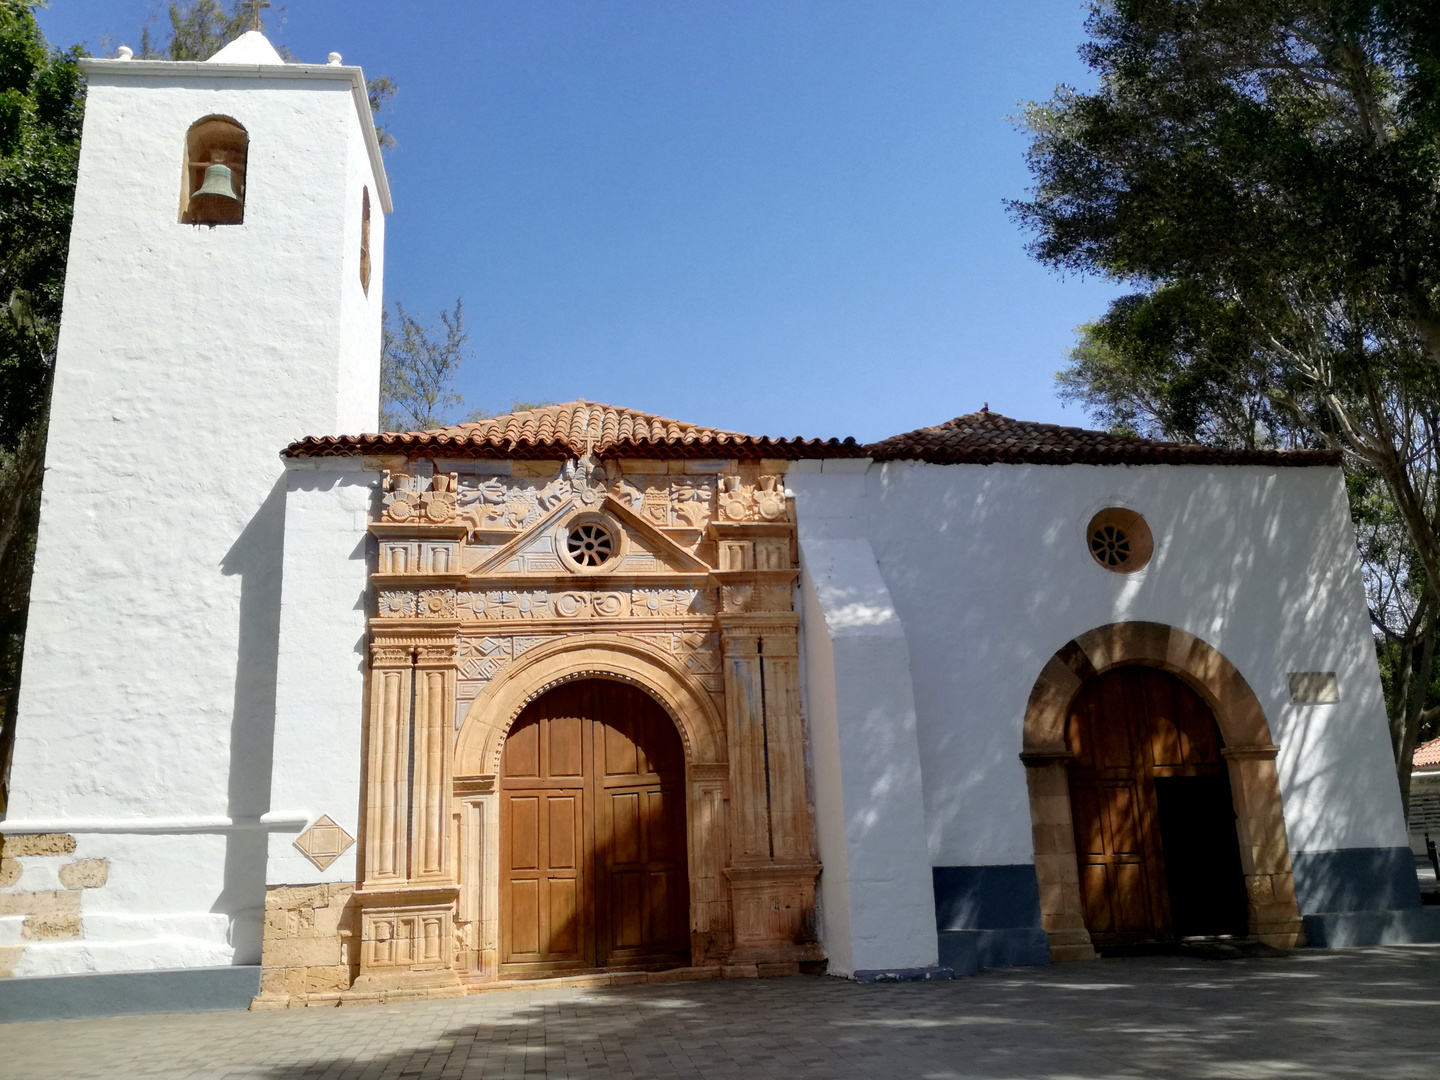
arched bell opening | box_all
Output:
[180,115,248,225]
[497,678,691,977]
[1065,666,1249,950]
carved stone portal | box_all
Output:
[318,456,820,1002]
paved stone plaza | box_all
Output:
[2,946,1438,1079]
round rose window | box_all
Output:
[1086,508,1153,573]
[566,522,614,567]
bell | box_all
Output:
[192,160,239,203]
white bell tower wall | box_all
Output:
[2,51,390,980]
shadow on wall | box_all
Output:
[215,476,287,966]
[854,464,1396,869]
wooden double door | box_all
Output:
[499,679,690,976]
[1067,666,1249,947]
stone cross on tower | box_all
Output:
[250,0,271,31]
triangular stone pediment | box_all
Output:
[470,492,709,579]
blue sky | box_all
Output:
[37,1,1119,441]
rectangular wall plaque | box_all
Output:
[1289,671,1339,704]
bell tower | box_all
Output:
[2,32,390,985]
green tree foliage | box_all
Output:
[139,0,251,60]
[0,0,84,807]
[1015,0,1440,803]
[380,300,471,431]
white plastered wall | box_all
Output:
[798,530,938,976]
[3,58,388,975]
[790,460,1404,913]
[265,459,377,885]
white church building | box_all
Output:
[0,33,1435,1019]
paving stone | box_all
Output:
[5,948,1438,1080]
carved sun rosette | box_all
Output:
[294,814,356,871]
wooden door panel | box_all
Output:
[646,790,674,861]
[505,716,540,778]
[548,877,579,954]
[1103,784,1142,855]
[1072,785,1105,856]
[609,791,642,864]
[1112,862,1151,933]
[1067,666,1242,947]
[509,796,539,871]
[548,794,579,869]
[502,679,688,975]
[509,878,540,955]
[1079,863,1114,933]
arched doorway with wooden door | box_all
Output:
[1066,665,1248,949]
[1022,622,1305,960]
[498,678,691,977]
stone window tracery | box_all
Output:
[1086,507,1153,573]
[566,522,614,567]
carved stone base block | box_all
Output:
[724,862,824,965]
[347,886,464,994]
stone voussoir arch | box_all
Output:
[454,634,727,777]
[1021,621,1304,958]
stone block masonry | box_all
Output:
[0,835,111,976]
[252,883,358,1007]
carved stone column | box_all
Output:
[410,642,456,884]
[716,571,822,968]
[1222,744,1305,947]
[364,644,413,888]
[351,627,463,997]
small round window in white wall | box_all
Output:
[566,522,615,567]
[1086,507,1153,573]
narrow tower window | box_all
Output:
[180,116,248,225]
[360,187,372,294]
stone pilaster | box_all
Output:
[1021,751,1097,961]
[1223,744,1305,948]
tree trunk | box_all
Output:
[1396,605,1438,820]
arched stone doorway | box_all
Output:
[1067,666,1248,947]
[1022,622,1304,959]
[498,678,691,976]
[453,636,733,978]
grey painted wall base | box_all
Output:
[851,967,954,983]
[1292,847,1422,913]
[938,928,1050,974]
[1303,908,1440,947]
[932,865,1048,973]
[0,966,261,1023]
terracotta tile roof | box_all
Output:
[284,400,866,460]
[866,411,1342,467]
[1417,736,1440,769]
[284,402,1341,467]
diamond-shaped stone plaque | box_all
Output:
[294,814,355,871]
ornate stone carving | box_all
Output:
[717,476,751,522]
[418,590,457,618]
[383,472,458,525]
[721,583,793,614]
[371,643,413,665]
[359,451,818,993]
[716,474,785,523]
[378,591,416,619]
[294,815,356,872]
[754,475,786,521]
[456,588,711,620]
